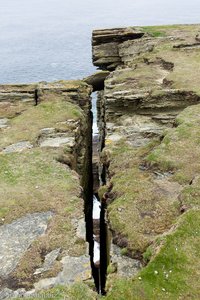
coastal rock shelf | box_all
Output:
[1,24,200,299]
[0,80,96,298]
[94,24,200,299]
[92,27,144,70]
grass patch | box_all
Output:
[103,23,200,298]
[15,283,96,300]
[141,24,199,37]
[106,210,200,299]
[146,104,200,183]
[120,247,128,256]
[107,64,164,90]
[0,207,9,218]
[142,26,168,37]
[180,178,200,208]
[0,100,83,148]
[0,149,85,286]
[143,246,153,263]
[105,140,179,255]
[0,79,91,288]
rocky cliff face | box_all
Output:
[0,80,96,299]
[92,28,144,70]
[1,24,200,300]
[93,24,200,299]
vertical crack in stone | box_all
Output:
[90,91,109,295]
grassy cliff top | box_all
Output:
[0,79,91,290]
[97,24,200,299]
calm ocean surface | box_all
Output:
[0,0,200,84]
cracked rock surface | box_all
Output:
[0,212,53,278]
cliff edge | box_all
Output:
[94,24,200,299]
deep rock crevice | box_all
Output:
[90,25,200,296]
[1,24,200,299]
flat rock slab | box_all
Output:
[0,212,53,278]
[34,255,91,291]
[2,141,33,153]
[0,119,9,129]
[153,178,183,198]
[40,137,74,148]
[34,248,61,275]
[111,244,142,277]
[0,288,26,300]
[76,218,86,240]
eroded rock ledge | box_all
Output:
[94,24,200,299]
[1,24,200,300]
[92,27,145,70]
[0,80,95,299]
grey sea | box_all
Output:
[0,0,200,84]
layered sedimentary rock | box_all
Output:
[84,71,110,92]
[92,27,144,70]
[1,23,200,300]
[0,80,95,298]
[94,24,200,299]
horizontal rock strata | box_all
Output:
[0,79,93,298]
[92,27,144,70]
[94,24,200,299]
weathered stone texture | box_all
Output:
[0,212,53,278]
[0,79,93,296]
[92,27,144,70]
[93,26,200,294]
[84,71,110,91]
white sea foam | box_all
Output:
[93,239,100,264]
[93,196,101,220]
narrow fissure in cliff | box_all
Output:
[34,88,39,105]
[83,91,109,295]
[96,90,110,295]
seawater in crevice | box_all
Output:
[92,194,101,293]
[90,91,109,295]
[100,198,109,295]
